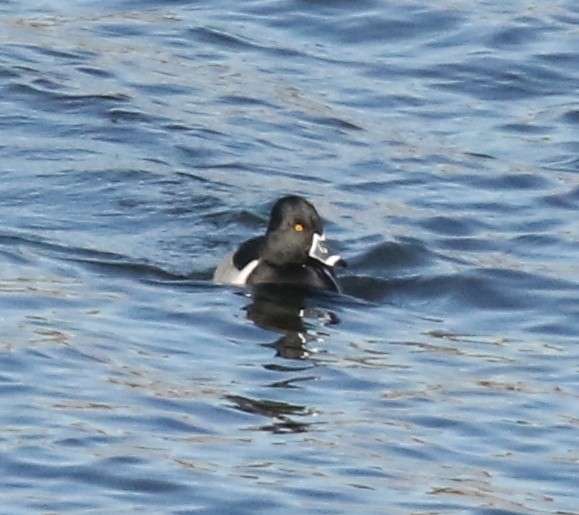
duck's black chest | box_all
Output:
[247,262,340,292]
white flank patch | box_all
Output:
[232,259,260,285]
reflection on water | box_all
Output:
[245,284,340,360]
[225,395,315,434]
[227,284,341,433]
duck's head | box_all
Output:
[261,196,345,268]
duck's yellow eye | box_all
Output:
[294,223,304,232]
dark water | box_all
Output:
[1,1,579,513]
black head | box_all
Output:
[261,196,342,268]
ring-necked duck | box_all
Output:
[213,196,345,292]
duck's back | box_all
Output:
[213,237,264,285]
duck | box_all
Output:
[213,195,345,292]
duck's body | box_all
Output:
[213,196,344,292]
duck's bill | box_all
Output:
[309,233,346,268]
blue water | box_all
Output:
[1,1,578,513]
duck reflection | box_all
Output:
[224,394,315,434]
[225,284,340,433]
[244,283,339,360]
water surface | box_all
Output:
[1,1,578,513]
